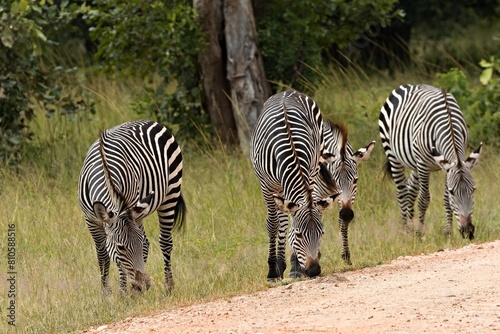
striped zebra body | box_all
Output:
[379,84,482,238]
[322,120,375,265]
[78,120,186,294]
[251,90,340,280]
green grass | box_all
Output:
[0,68,499,334]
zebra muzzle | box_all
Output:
[132,271,151,292]
[339,206,354,222]
[459,214,474,240]
[304,257,321,278]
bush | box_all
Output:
[84,0,206,142]
[256,0,402,91]
[434,62,500,149]
[0,0,94,166]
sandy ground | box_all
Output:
[84,240,500,334]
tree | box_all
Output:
[85,0,403,151]
[192,0,238,146]
[194,0,271,153]
[255,0,402,88]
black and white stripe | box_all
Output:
[250,90,340,280]
[322,120,375,264]
[78,120,186,294]
[379,84,481,238]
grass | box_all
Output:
[0,67,498,334]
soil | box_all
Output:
[84,240,500,334]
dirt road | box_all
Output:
[85,241,500,334]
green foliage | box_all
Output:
[434,64,500,149]
[84,0,206,141]
[256,0,402,90]
[0,0,94,166]
[408,1,500,72]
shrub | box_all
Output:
[0,0,94,166]
[434,62,500,149]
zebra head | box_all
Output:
[432,143,482,239]
[323,121,375,222]
[93,194,154,292]
[273,191,340,277]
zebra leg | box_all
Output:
[290,252,302,278]
[140,224,151,290]
[443,183,453,237]
[266,204,287,281]
[276,212,288,278]
[266,215,280,281]
[87,221,111,295]
[338,217,351,265]
[118,267,128,293]
[415,167,431,236]
[158,201,176,294]
[389,161,409,227]
[405,171,420,233]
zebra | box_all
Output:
[78,120,186,294]
[322,120,375,265]
[250,90,341,281]
[379,84,482,239]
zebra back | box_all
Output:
[251,90,333,206]
[380,84,469,170]
[79,120,184,227]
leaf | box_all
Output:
[480,68,493,86]
[479,59,492,68]
[1,29,14,48]
[34,28,47,42]
[7,135,21,145]
[10,0,29,15]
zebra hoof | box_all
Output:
[341,252,352,265]
[131,282,144,293]
[289,271,302,279]
[266,276,281,283]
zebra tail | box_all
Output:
[173,193,187,232]
[382,157,394,182]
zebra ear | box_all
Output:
[273,194,299,215]
[316,192,341,212]
[432,147,455,171]
[465,142,482,169]
[131,191,155,219]
[321,152,335,164]
[353,141,376,163]
[93,202,114,224]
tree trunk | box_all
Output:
[193,0,238,146]
[223,0,271,155]
[194,0,271,153]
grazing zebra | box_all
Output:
[379,84,482,238]
[323,120,375,265]
[251,90,341,280]
[78,120,186,294]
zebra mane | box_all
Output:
[282,92,314,208]
[325,119,348,159]
[98,131,128,211]
[440,87,462,167]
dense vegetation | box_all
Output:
[0,1,499,333]
[2,0,499,163]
